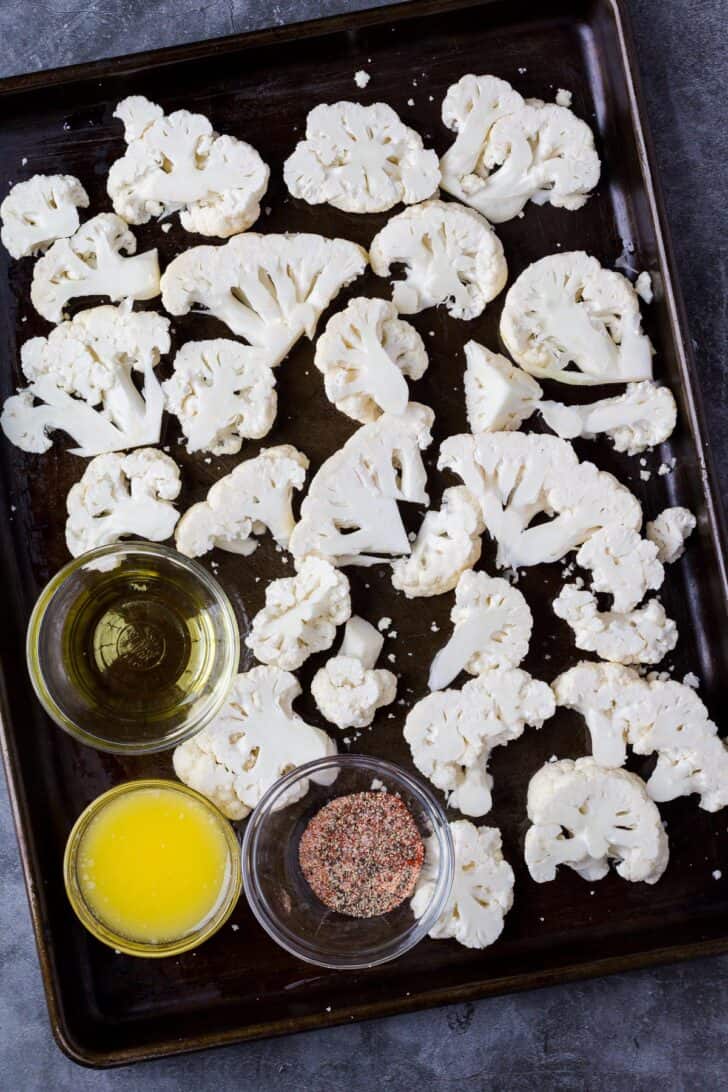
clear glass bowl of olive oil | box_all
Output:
[27,542,240,754]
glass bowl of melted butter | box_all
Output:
[27,541,239,754]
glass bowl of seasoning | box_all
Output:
[27,541,240,754]
[241,754,454,969]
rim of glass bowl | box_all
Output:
[63,779,242,958]
[26,541,240,755]
[241,754,455,970]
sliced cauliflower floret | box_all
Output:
[464,340,542,433]
[65,448,180,556]
[439,431,641,569]
[1,304,170,456]
[429,570,532,692]
[283,101,440,213]
[553,584,678,665]
[108,95,269,237]
[173,666,336,819]
[370,198,507,320]
[161,232,367,368]
[311,616,397,729]
[313,297,428,422]
[246,556,351,671]
[524,757,669,884]
[539,381,677,454]
[411,821,514,949]
[500,251,653,385]
[440,74,600,223]
[175,445,308,558]
[1,174,89,259]
[30,213,160,323]
[554,660,647,767]
[289,402,434,567]
[576,525,664,613]
[162,339,276,455]
[646,506,696,563]
[404,668,555,817]
[391,486,484,599]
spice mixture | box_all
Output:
[298,791,425,918]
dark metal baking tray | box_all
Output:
[0,0,726,1068]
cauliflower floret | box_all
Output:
[313,297,428,422]
[0,174,89,259]
[162,339,276,455]
[161,232,367,367]
[311,616,397,729]
[290,402,434,567]
[173,666,336,819]
[369,198,507,320]
[1,304,170,456]
[525,757,669,884]
[440,74,600,223]
[283,101,440,213]
[554,660,647,767]
[391,487,484,599]
[429,570,532,692]
[539,381,677,454]
[500,251,653,385]
[30,213,160,323]
[246,556,351,671]
[439,431,641,569]
[576,525,664,613]
[404,668,555,816]
[175,445,308,558]
[463,340,542,433]
[646,506,696,563]
[65,448,180,556]
[411,821,514,949]
[108,95,269,237]
[553,584,678,665]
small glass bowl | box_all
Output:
[26,541,240,754]
[63,779,242,958]
[242,755,454,970]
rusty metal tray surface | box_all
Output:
[0,0,726,1068]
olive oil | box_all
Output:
[62,563,219,743]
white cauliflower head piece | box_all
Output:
[311,616,397,729]
[175,445,308,559]
[290,402,434,567]
[439,431,642,569]
[162,339,276,455]
[539,381,677,455]
[554,660,647,767]
[411,821,514,949]
[370,198,507,320]
[646,507,696,564]
[283,101,440,213]
[173,666,336,819]
[500,251,653,385]
[65,448,181,556]
[108,95,269,237]
[429,570,532,692]
[245,556,351,671]
[391,486,484,599]
[525,757,669,884]
[440,75,600,223]
[1,304,170,456]
[464,340,542,433]
[576,525,664,613]
[1,174,89,259]
[404,668,555,816]
[313,297,428,422]
[30,213,160,323]
[161,232,367,367]
[553,584,678,665]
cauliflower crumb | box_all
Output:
[378,617,392,632]
[430,621,439,632]
[713,870,723,880]
[682,671,700,689]
[518,67,527,74]
[640,470,651,482]
[387,653,396,663]
[635,271,654,303]
[658,458,676,476]
[370,778,387,791]
[407,98,415,107]
[354,69,370,88]
[231,924,239,932]
[161,222,172,234]
[21,156,28,166]
[555,88,573,107]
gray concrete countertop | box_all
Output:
[1,2,725,1088]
